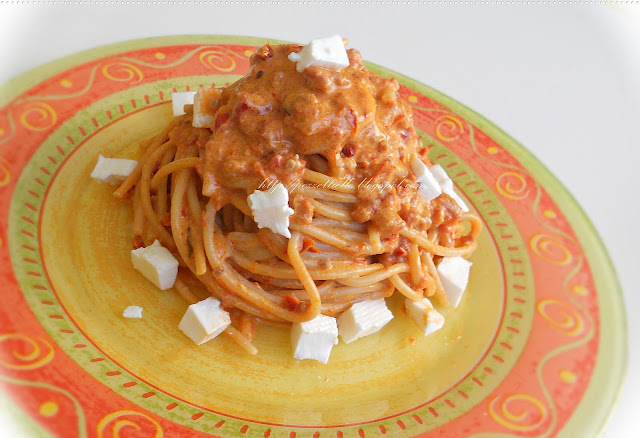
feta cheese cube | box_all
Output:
[291,314,338,364]
[288,35,349,73]
[172,91,196,116]
[90,155,138,185]
[247,183,295,238]
[411,158,442,202]
[405,298,445,336]
[178,297,231,345]
[337,299,393,344]
[131,240,179,290]
[123,306,143,319]
[429,164,453,191]
[429,164,469,212]
[437,256,472,308]
[192,88,215,128]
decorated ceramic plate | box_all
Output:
[0,36,626,438]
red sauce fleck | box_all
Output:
[392,114,404,126]
[236,101,249,114]
[300,237,316,253]
[214,113,229,131]
[132,235,144,249]
[393,245,408,257]
[341,144,355,157]
[284,295,300,311]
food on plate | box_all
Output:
[291,314,339,364]
[337,298,394,344]
[130,239,179,290]
[404,298,445,335]
[122,306,143,319]
[90,155,137,185]
[179,297,232,345]
[94,35,482,361]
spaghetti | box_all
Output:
[114,42,482,355]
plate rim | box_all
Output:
[367,61,628,438]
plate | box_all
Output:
[0,36,626,437]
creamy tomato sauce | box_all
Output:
[188,43,461,247]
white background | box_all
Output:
[0,2,638,437]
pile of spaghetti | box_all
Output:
[113,42,482,355]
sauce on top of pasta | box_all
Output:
[176,43,463,251]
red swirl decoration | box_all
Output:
[198,49,237,72]
[434,114,464,141]
[97,410,163,438]
[488,394,548,432]
[18,102,57,131]
[0,155,9,186]
[495,171,529,200]
[101,61,144,84]
[529,233,572,265]
[0,333,54,370]
[537,299,585,336]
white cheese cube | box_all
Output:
[437,256,472,308]
[247,183,295,238]
[429,164,453,192]
[411,158,442,202]
[405,298,445,336]
[288,35,349,73]
[122,306,143,319]
[178,297,231,345]
[192,88,214,128]
[131,240,179,290]
[291,314,339,364]
[172,91,196,116]
[337,299,394,344]
[90,155,138,185]
[429,164,469,212]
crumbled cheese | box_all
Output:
[172,91,196,116]
[123,306,143,319]
[178,297,231,345]
[288,35,349,73]
[247,183,294,238]
[437,256,473,308]
[192,88,215,128]
[429,164,469,212]
[131,240,179,290]
[90,155,138,185]
[404,298,445,335]
[411,158,442,202]
[337,299,394,344]
[291,314,339,364]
